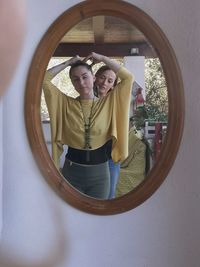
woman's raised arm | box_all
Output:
[47,55,81,76]
[84,52,121,73]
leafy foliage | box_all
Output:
[145,58,168,122]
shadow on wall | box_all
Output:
[0,2,70,267]
[0,202,69,267]
[0,0,26,98]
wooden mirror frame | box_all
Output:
[25,0,184,215]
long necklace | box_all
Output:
[79,97,95,162]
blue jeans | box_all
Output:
[108,159,120,199]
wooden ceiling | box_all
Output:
[53,16,157,58]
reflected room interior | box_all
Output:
[40,16,168,199]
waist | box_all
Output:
[66,141,111,165]
[65,158,109,168]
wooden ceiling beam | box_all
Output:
[53,43,157,58]
[92,16,105,44]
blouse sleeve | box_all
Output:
[110,66,134,162]
[43,71,66,169]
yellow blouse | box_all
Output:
[43,66,134,168]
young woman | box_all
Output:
[94,65,121,199]
[43,52,134,199]
[94,65,118,97]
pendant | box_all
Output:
[79,98,95,162]
[84,124,92,149]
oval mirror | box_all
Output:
[25,0,184,215]
[41,16,167,198]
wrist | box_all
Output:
[63,60,71,67]
[101,55,107,63]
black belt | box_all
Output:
[66,140,112,165]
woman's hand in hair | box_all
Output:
[68,55,82,66]
[84,52,121,73]
[83,52,103,66]
[47,55,81,76]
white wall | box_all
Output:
[0,101,2,237]
[1,0,200,267]
[124,56,145,92]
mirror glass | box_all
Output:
[40,16,168,199]
[25,0,184,214]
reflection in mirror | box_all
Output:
[41,16,168,200]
